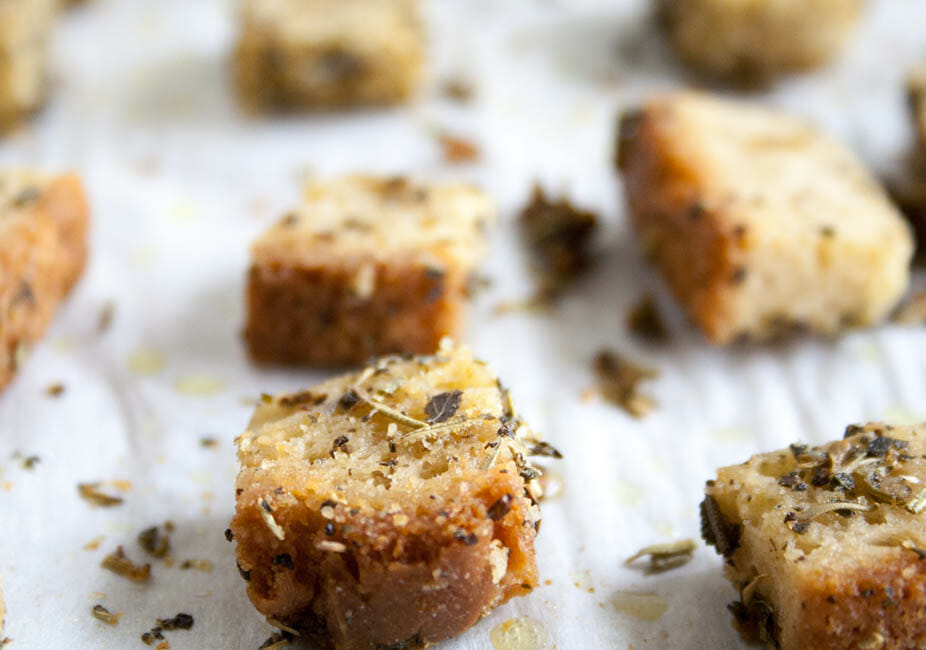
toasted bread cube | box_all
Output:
[0,172,88,390]
[245,176,494,365]
[657,0,866,81]
[617,92,913,343]
[0,0,57,130]
[703,423,926,650]
[234,0,424,110]
[230,343,545,650]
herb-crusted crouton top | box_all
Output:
[252,176,495,271]
[236,342,544,516]
[705,423,926,568]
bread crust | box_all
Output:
[704,423,926,650]
[233,469,537,650]
[0,173,88,389]
[617,92,913,343]
[245,262,465,366]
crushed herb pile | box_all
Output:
[519,185,599,302]
[592,350,659,418]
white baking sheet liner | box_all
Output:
[0,0,924,647]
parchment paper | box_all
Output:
[0,0,924,648]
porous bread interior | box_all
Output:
[251,176,495,272]
[237,342,540,513]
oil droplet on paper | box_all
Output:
[128,348,166,375]
[489,617,550,650]
[613,591,668,621]
[174,375,226,397]
[571,570,594,592]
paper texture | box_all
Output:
[0,0,924,648]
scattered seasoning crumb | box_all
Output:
[141,628,164,645]
[259,632,295,649]
[138,525,171,559]
[101,546,151,582]
[78,482,124,507]
[892,291,926,325]
[91,604,121,626]
[179,559,213,572]
[224,528,234,542]
[45,383,65,397]
[627,295,669,342]
[84,536,105,551]
[157,613,194,630]
[519,185,598,302]
[98,302,115,332]
[624,539,697,574]
[441,78,474,102]
[592,349,659,418]
[438,132,480,164]
[19,455,39,470]
[199,437,218,448]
